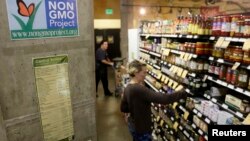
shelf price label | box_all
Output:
[205,118,211,124]
[192,123,196,129]
[198,129,203,135]
[215,37,225,48]
[242,39,250,51]
[222,104,229,109]
[236,112,243,118]
[232,62,241,70]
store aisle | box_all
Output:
[96,67,132,141]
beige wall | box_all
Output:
[0,0,97,141]
[94,0,121,19]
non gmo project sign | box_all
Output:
[6,0,79,40]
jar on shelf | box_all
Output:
[224,46,233,61]
[208,61,215,74]
[191,43,196,54]
[226,67,232,83]
[221,15,231,36]
[219,65,227,80]
[235,16,244,37]
[215,47,225,58]
[237,69,249,88]
[196,42,204,55]
[243,50,250,65]
[230,15,241,37]
[231,69,239,85]
[212,16,222,36]
[240,99,250,113]
[214,63,220,76]
[243,16,250,38]
[231,46,243,62]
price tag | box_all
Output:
[179,125,183,130]
[164,77,169,84]
[225,37,232,41]
[177,68,184,77]
[232,38,239,42]
[173,66,179,74]
[164,61,167,65]
[161,75,166,82]
[222,81,228,86]
[164,109,167,113]
[190,137,194,141]
[236,112,243,118]
[175,85,184,91]
[181,70,188,78]
[194,35,198,39]
[184,53,189,61]
[198,112,202,118]
[173,102,178,109]
[242,39,250,51]
[210,36,215,40]
[243,113,250,125]
[228,84,234,89]
[220,39,231,48]
[168,79,173,87]
[161,60,163,64]
[232,62,241,70]
[193,109,198,114]
[198,129,203,135]
[184,111,190,120]
[188,54,193,60]
[236,87,244,93]
[192,123,196,129]
[207,76,212,80]
[179,35,183,38]
[239,38,246,42]
[163,49,171,56]
[205,118,211,124]
[215,37,225,48]
[172,82,178,89]
[203,75,208,82]
[173,122,179,131]
[205,135,208,140]
[180,52,185,59]
[170,130,174,135]
[156,116,160,122]
[160,120,164,126]
[207,95,211,99]
[217,58,224,63]
[204,94,208,98]
[185,88,190,93]
[212,98,217,103]
[171,117,175,121]
[184,130,190,137]
[222,104,229,109]
[244,91,250,97]
[169,66,174,72]
[145,34,150,39]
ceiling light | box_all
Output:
[140,8,146,15]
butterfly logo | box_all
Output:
[12,0,42,30]
[17,0,35,17]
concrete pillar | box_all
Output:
[120,0,129,63]
[0,106,8,141]
[0,0,97,141]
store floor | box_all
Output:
[96,67,132,141]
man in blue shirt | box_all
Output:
[96,40,114,97]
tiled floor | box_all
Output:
[96,68,132,141]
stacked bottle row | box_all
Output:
[162,38,213,55]
[141,15,213,35]
[212,46,250,65]
[212,15,250,37]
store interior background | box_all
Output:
[0,0,250,141]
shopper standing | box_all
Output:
[95,40,114,97]
[120,60,187,141]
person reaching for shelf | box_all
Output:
[120,60,187,141]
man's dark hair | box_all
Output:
[99,40,108,46]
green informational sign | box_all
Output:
[105,8,113,15]
[6,0,79,40]
[33,55,74,141]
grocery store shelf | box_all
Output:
[144,79,159,92]
[192,108,214,125]
[224,37,247,42]
[139,48,149,53]
[203,93,245,119]
[170,49,197,58]
[208,56,250,70]
[207,75,250,98]
[149,51,161,57]
[140,34,162,37]
[190,123,208,141]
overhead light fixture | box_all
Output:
[140,7,146,15]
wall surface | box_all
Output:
[0,0,97,141]
[94,0,121,19]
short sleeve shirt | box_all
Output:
[96,48,108,69]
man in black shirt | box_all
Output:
[96,40,114,97]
